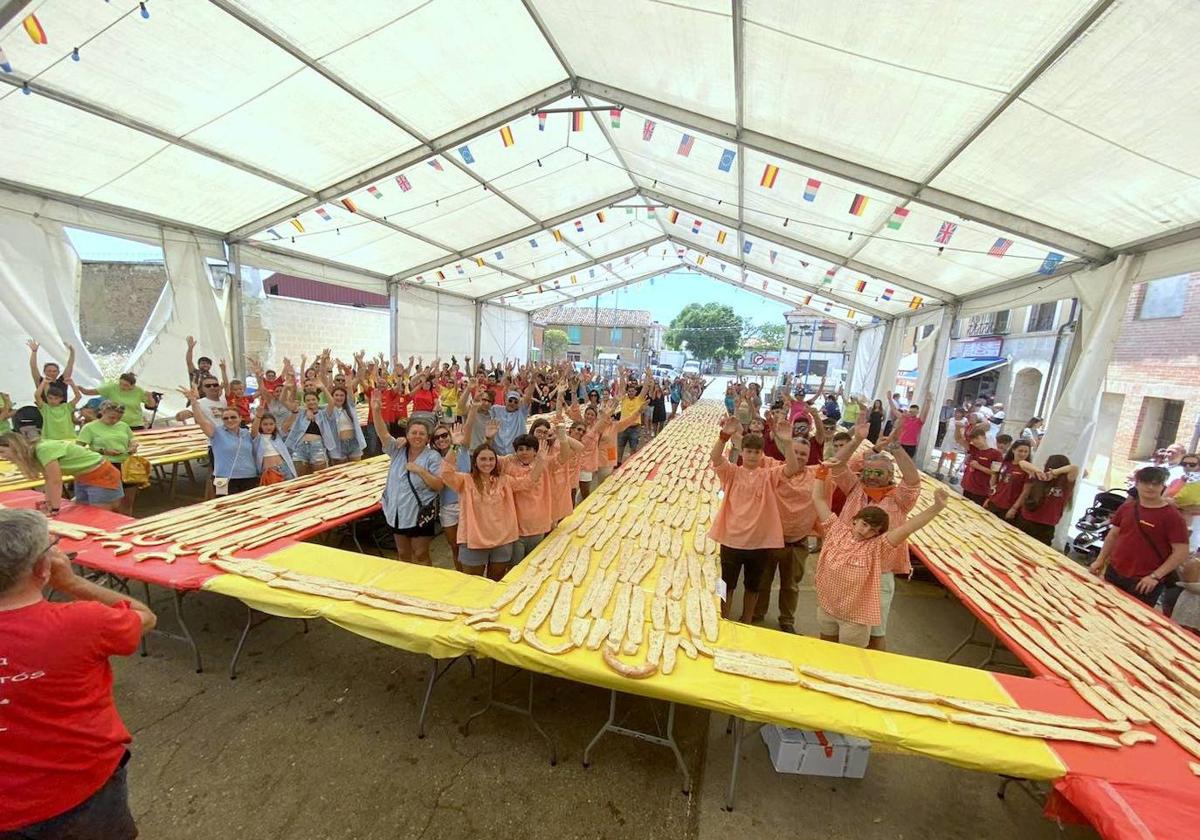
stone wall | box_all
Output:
[244,295,390,366]
[79,261,166,352]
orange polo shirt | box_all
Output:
[501,456,553,536]
[440,461,532,549]
[707,458,786,550]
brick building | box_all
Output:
[533,305,661,366]
[1095,272,1200,483]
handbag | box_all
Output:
[406,466,440,529]
[120,454,151,488]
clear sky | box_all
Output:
[568,270,790,327]
[66,228,163,261]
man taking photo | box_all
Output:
[0,509,156,839]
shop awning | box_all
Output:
[948,356,1009,380]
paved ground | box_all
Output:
[109,454,1096,839]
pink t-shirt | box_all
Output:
[441,461,532,549]
[896,415,925,446]
[708,459,785,550]
[766,458,820,543]
[501,456,554,536]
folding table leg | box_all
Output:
[229,605,254,680]
[725,717,744,811]
[173,591,203,673]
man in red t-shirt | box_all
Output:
[1091,466,1190,607]
[0,509,156,838]
[960,427,1002,505]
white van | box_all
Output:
[681,360,701,375]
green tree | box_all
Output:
[742,320,787,351]
[665,302,743,363]
[542,328,569,363]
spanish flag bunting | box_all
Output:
[909,296,924,310]
[552,229,563,242]
[0,46,12,73]
[849,194,868,216]
[571,111,585,132]
[267,228,282,240]
[340,198,357,213]
[315,207,332,221]
[596,211,606,223]
[499,125,515,147]
[367,184,383,199]
[886,207,909,230]
[22,14,48,45]
[855,280,867,292]
[716,230,727,244]
[610,108,621,128]
[803,178,821,202]
[668,209,679,224]
[475,257,485,267]
[760,163,780,189]
[290,218,305,233]
[574,219,584,233]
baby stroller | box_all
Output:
[1067,488,1128,559]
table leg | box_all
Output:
[416,656,469,739]
[725,717,744,811]
[173,591,203,674]
[461,661,557,766]
[229,605,255,680]
[582,690,689,793]
[168,461,180,500]
[944,616,981,662]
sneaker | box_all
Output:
[933,472,944,481]
[778,623,796,634]
[949,474,959,485]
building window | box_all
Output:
[818,325,835,342]
[610,327,623,343]
[1133,397,1185,457]
[1028,301,1057,333]
[566,325,582,343]
[967,310,1009,337]
[566,351,580,362]
[797,359,829,377]
[1136,275,1188,320]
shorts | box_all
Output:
[73,480,125,506]
[9,751,136,839]
[816,606,871,647]
[720,545,771,593]
[900,444,917,458]
[459,542,516,568]
[869,572,896,638]
[440,501,460,528]
[391,521,438,538]
[292,438,328,465]
[578,470,593,483]
[333,436,363,459]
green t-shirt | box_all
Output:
[40,403,76,440]
[77,419,134,464]
[97,382,148,427]
[842,402,861,424]
[0,419,10,436]
[35,439,104,476]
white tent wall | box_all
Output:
[914,305,959,468]
[872,318,907,403]
[392,284,477,360]
[1031,254,1143,544]
[125,230,231,415]
[0,208,105,400]
[478,304,531,364]
[848,323,885,398]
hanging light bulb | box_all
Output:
[847,231,853,241]
[783,218,790,227]
[71,47,80,62]
[21,82,31,95]
[537,158,542,168]
[139,2,150,19]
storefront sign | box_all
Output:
[959,338,1003,358]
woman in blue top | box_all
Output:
[430,421,470,571]
[371,390,444,566]
[180,386,258,495]
[317,385,365,464]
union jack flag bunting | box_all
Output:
[934,222,957,245]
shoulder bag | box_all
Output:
[406,456,440,529]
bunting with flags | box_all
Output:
[267,228,282,240]
[760,164,780,189]
[494,251,504,260]
[803,295,812,306]
[742,240,753,254]
[455,264,465,275]
[823,267,837,283]
[437,271,446,281]
[22,14,48,45]
[855,280,867,292]
[886,207,909,230]
[769,250,778,264]
[475,257,485,267]
[847,309,857,319]
[367,184,383,200]
[574,219,584,233]
[691,219,702,234]
[647,207,657,219]
[396,174,412,192]
[643,119,656,141]
[290,218,305,233]
[529,238,538,248]
[668,210,679,224]
[610,108,621,128]
[849,194,868,216]
[881,287,894,301]
[909,296,924,310]
[427,159,443,172]
[596,211,606,223]
[571,111,585,132]
[340,198,357,213]
[934,222,957,245]
[803,178,821,202]
[677,134,695,157]
[696,255,705,266]
[718,148,736,173]
[716,230,727,244]
[1039,252,1064,275]
[552,229,563,242]
[988,237,1013,257]
[315,207,332,221]
[499,125,515,147]
[537,112,547,132]
[458,146,475,164]
[0,46,11,73]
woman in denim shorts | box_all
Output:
[288,392,329,475]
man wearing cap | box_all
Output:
[488,381,534,456]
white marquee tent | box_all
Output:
[2,0,1199,467]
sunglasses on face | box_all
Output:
[861,468,888,479]
[433,433,450,440]
[203,383,220,389]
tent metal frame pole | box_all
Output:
[473,301,483,361]
[676,239,891,319]
[389,281,401,362]
[871,319,898,398]
[843,327,862,396]
[575,78,1109,262]
[639,187,950,302]
[390,188,637,284]
[691,266,823,313]
[551,267,685,308]
[914,303,960,469]
[482,235,669,300]
[225,241,247,380]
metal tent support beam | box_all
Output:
[871,319,899,399]
[914,304,960,469]
[576,78,1109,262]
[843,327,862,398]
[226,242,247,380]
[483,234,669,300]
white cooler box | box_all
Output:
[760,725,870,778]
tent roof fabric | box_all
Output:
[2,1,1198,320]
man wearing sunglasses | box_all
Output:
[825,413,923,651]
[0,509,156,839]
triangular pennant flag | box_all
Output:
[769,250,778,265]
